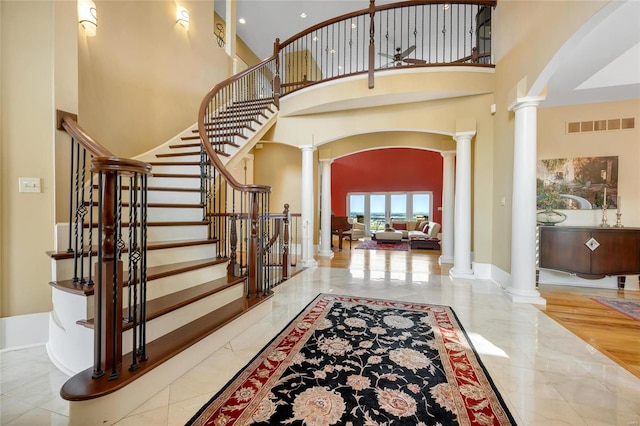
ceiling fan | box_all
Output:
[379,45,427,67]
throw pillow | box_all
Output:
[392,222,407,230]
[421,223,430,234]
[417,221,429,231]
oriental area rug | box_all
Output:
[592,297,640,321]
[187,294,516,426]
[355,240,410,251]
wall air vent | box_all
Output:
[566,117,635,134]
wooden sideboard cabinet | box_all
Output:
[538,226,640,289]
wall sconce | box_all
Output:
[176,6,190,31]
[78,0,97,37]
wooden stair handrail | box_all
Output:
[91,156,153,177]
[57,110,113,158]
[197,57,275,194]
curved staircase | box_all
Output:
[49,95,280,424]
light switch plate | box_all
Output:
[19,177,41,193]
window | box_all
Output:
[346,192,433,235]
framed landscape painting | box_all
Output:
[536,156,618,210]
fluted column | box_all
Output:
[318,159,334,258]
[450,132,475,279]
[439,151,455,264]
[300,145,318,268]
[508,97,546,304]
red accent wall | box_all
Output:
[331,148,443,224]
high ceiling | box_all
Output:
[215,0,640,108]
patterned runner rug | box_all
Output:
[592,297,640,321]
[355,240,409,251]
[187,294,516,425]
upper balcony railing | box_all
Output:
[276,0,495,94]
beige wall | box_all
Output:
[253,144,303,215]
[491,0,610,272]
[1,0,234,319]
[263,87,495,261]
[1,1,57,316]
[538,100,640,226]
[78,1,231,160]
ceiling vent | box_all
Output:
[566,117,635,134]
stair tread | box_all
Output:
[156,150,230,158]
[146,257,227,280]
[169,142,200,149]
[60,292,272,401]
[77,275,246,329]
[149,173,201,178]
[47,238,215,260]
[148,161,201,166]
[92,184,202,192]
[49,256,227,295]
[82,220,209,229]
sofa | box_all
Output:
[389,220,440,240]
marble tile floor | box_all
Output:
[2,267,640,425]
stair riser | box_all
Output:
[81,262,229,307]
[146,224,209,242]
[144,263,228,300]
[146,190,202,205]
[88,187,202,204]
[149,164,200,175]
[75,223,209,243]
[121,283,244,354]
[48,282,243,375]
[147,177,201,189]
[147,207,204,222]
[50,244,219,282]
[86,205,204,222]
[155,154,201,162]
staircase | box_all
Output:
[50,93,280,424]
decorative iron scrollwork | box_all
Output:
[215,22,225,47]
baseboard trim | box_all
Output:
[0,312,49,350]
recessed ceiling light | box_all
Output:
[338,66,343,70]
[313,36,319,42]
[351,23,357,29]
[300,12,307,18]
[442,4,450,10]
[330,49,335,54]
[238,18,246,24]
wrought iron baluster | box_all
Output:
[138,173,149,363]
[92,171,105,379]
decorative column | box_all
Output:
[318,159,334,258]
[450,132,475,279]
[439,151,455,264]
[508,97,546,304]
[300,145,318,268]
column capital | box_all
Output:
[441,150,456,158]
[453,131,475,142]
[319,158,333,164]
[300,145,316,152]
[508,96,545,112]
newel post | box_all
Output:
[273,38,281,108]
[95,170,124,380]
[247,191,260,297]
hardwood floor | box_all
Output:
[537,284,640,380]
[315,237,640,380]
